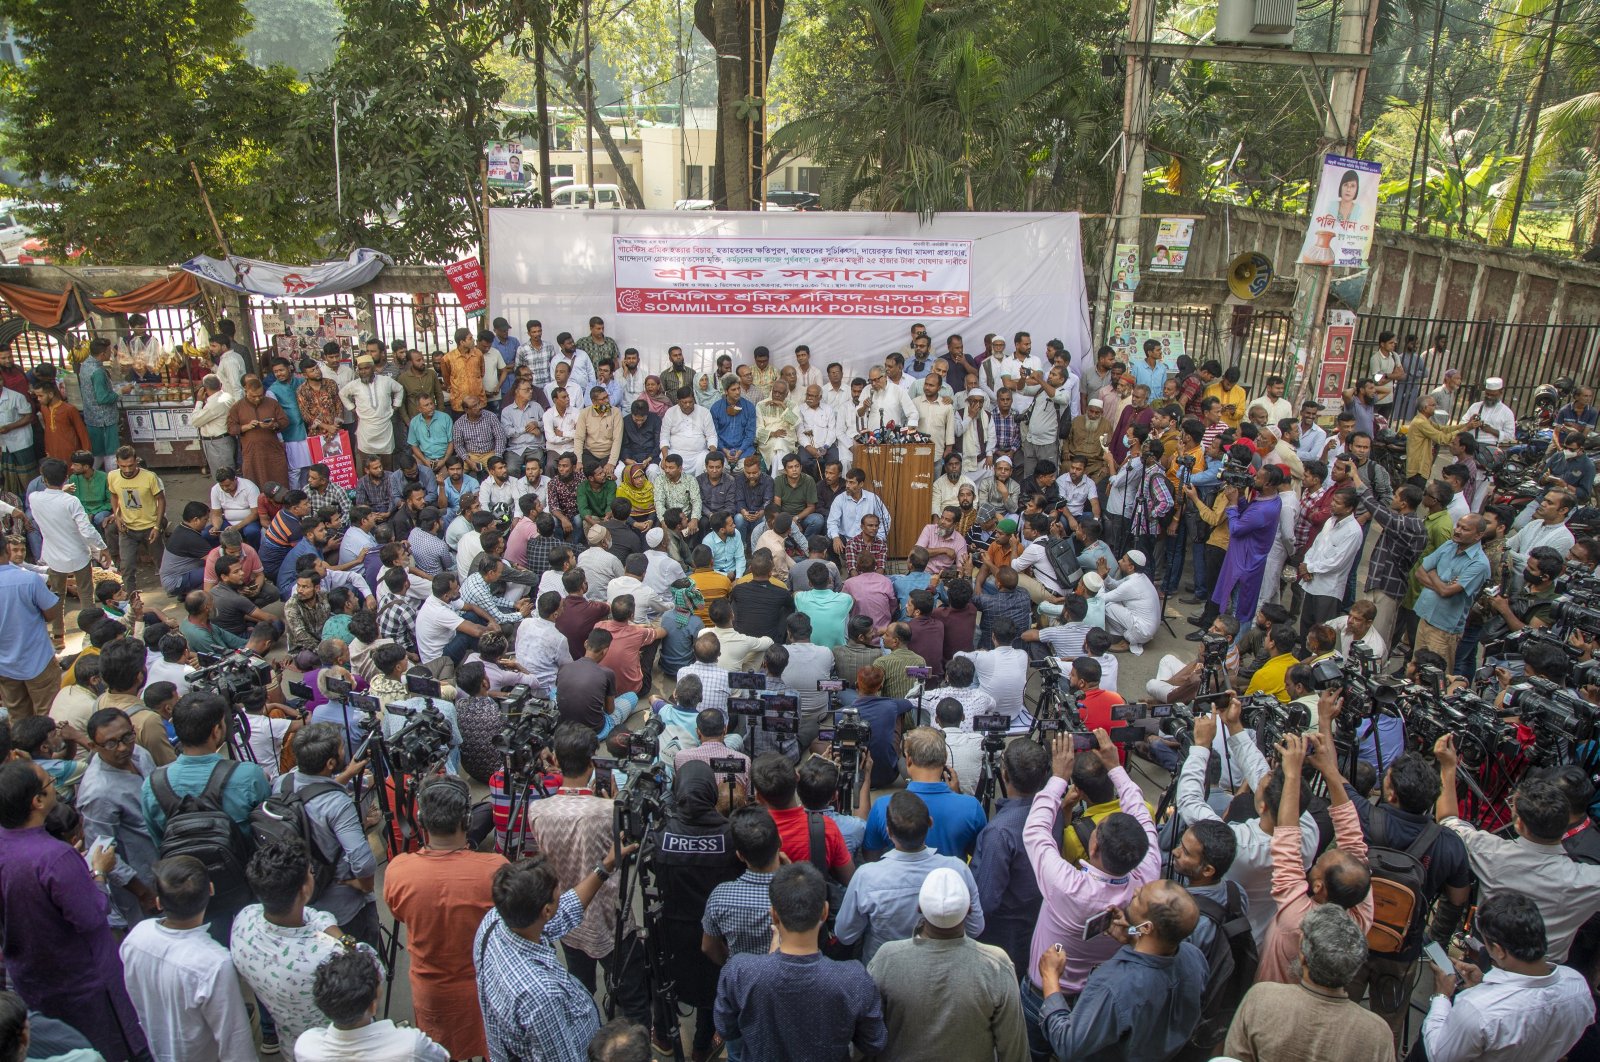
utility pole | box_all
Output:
[1102,0,1155,345]
[535,20,553,206]
[583,0,596,206]
[1285,0,1380,401]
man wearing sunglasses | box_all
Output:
[73,707,161,926]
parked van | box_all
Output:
[551,184,622,209]
[0,201,31,257]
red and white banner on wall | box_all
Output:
[611,236,972,317]
[444,257,489,317]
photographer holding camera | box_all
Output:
[1178,699,1322,946]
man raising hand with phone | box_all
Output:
[1021,729,1161,1059]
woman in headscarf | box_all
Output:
[642,374,671,417]
[693,371,721,409]
[617,460,656,530]
[650,760,743,1059]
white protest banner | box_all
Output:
[488,209,1092,381]
[181,248,392,297]
[1299,156,1382,268]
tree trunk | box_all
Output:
[549,54,650,208]
[694,0,783,209]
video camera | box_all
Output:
[830,707,873,812]
[1220,463,1255,490]
[491,685,561,780]
[190,652,273,703]
[384,703,455,775]
[1503,676,1599,759]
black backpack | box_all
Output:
[1190,881,1258,1050]
[1365,805,1441,959]
[808,812,860,960]
[250,775,348,898]
[150,761,255,905]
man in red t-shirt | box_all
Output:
[752,752,855,886]
[1071,656,1127,760]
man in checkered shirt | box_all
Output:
[473,847,627,1062]
[702,806,783,965]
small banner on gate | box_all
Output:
[308,430,357,489]
[444,257,489,317]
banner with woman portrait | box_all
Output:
[1298,155,1382,268]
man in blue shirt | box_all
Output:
[140,690,270,943]
[861,726,989,861]
[0,546,63,715]
[972,737,1051,974]
[711,380,756,466]
[836,791,984,963]
[276,515,334,600]
[1131,339,1173,395]
[407,393,455,473]
[1413,513,1490,666]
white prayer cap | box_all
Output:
[918,868,971,929]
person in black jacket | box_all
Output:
[651,761,743,1059]
[729,551,795,643]
[159,501,216,596]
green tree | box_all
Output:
[279,0,565,263]
[0,0,321,263]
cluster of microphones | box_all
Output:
[853,420,933,446]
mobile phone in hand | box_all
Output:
[1082,908,1116,940]
[1423,940,1455,978]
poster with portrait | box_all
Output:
[308,430,357,489]
[273,309,359,364]
[1317,309,1357,413]
[487,140,530,189]
[1299,155,1382,267]
[1148,218,1195,274]
[1111,242,1141,293]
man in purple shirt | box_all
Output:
[1021,729,1160,1060]
[0,759,149,1060]
[842,552,897,630]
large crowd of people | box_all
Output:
[0,317,1597,1062]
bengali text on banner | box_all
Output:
[612,236,972,317]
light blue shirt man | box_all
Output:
[826,487,891,542]
[834,846,985,964]
[1131,355,1173,396]
[408,410,455,462]
[1414,538,1490,634]
[0,562,59,680]
[706,527,747,578]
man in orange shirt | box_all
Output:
[384,775,506,1059]
[32,382,87,461]
[440,327,486,413]
[977,517,1021,585]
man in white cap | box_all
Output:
[1461,376,1517,449]
[1065,397,1110,482]
[956,389,996,479]
[1078,569,1107,628]
[339,354,406,470]
[641,526,686,598]
[866,866,1029,1062]
[1102,550,1160,654]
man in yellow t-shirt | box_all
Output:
[1244,622,1298,702]
[108,446,166,591]
[1405,393,1477,482]
[1204,366,1249,430]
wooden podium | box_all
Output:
[852,441,937,558]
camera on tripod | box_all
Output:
[385,704,455,776]
[1504,677,1600,753]
[190,652,273,701]
[1199,632,1230,668]
[491,685,560,779]
[972,712,1010,751]
[1240,692,1307,752]
[830,708,873,812]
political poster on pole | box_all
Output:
[486,141,530,189]
[1316,309,1357,413]
[1298,156,1382,267]
[1148,218,1195,274]
[1111,242,1141,294]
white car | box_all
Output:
[551,184,622,209]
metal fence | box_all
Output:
[1353,313,1600,413]
[0,289,477,373]
[1096,303,1297,397]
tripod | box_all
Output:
[973,734,1009,815]
[610,805,683,1061]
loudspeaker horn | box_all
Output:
[1227,251,1274,301]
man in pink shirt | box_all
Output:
[842,552,898,630]
[1022,729,1161,1057]
[914,506,970,577]
[1256,725,1373,984]
[505,494,539,570]
[595,595,666,697]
